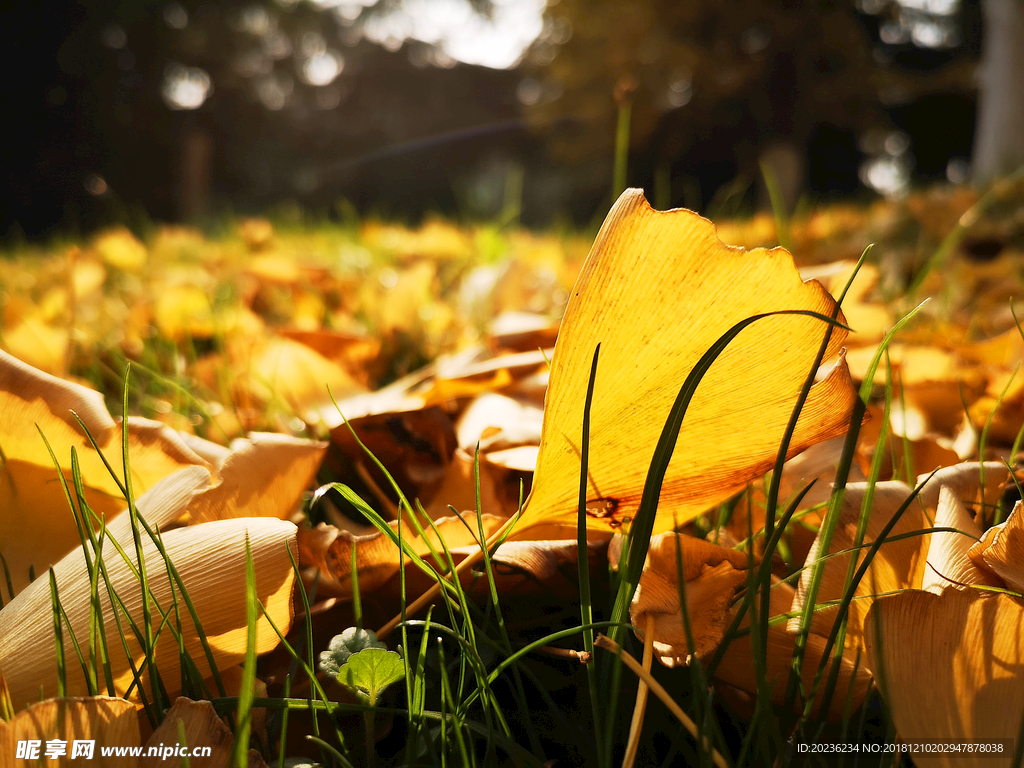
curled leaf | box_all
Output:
[0,351,210,595]
[865,589,1024,767]
[0,516,296,710]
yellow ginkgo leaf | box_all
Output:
[865,588,1024,768]
[92,227,148,272]
[0,696,140,767]
[0,351,211,596]
[520,189,857,536]
[0,515,296,711]
[184,432,327,524]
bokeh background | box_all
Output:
[3,0,1023,240]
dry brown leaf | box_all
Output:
[312,512,506,597]
[620,530,869,719]
[729,435,863,564]
[713,580,873,720]
[518,189,858,537]
[0,516,296,710]
[627,532,750,664]
[865,589,1024,768]
[141,697,268,768]
[0,351,210,595]
[185,433,327,524]
[0,697,140,767]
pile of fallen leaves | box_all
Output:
[2,179,1024,766]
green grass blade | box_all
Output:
[577,345,605,768]
[48,568,67,697]
[231,536,258,768]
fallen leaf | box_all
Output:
[225,336,365,424]
[0,351,210,595]
[92,228,147,272]
[519,189,858,536]
[791,462,1008,654]
[185,433,327,524]
[0,697,140,767]
[0,513,296,710]
[141,697,268,768]
[968,500,1024,592]
[311,512,506,597]
[865,589,1024,768]
[627,532,750,663]
[713,580,872,720]
[624,531,870,719]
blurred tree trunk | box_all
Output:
[179,124,213,223]
[972,0,1024,181]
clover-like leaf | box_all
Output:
[319,627,387,678]
[337,647,406,705]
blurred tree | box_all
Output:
[523,0,979,207]
[972,0,1024,180]
[1,0,536,237]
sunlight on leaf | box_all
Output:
[519,189,857,536]
[865,588,1024,768]
[0,696,140,762]
[0,515,296,710]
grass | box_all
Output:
[4,181,1024,765]
[16,319,918,768]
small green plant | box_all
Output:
[321,629,404,768]
[336,647,405,707]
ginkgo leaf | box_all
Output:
[627,532,750,663]
[627,532,871,720]
[0,516,296,710]
[225,336,366,424]
[517,189,857,536]
[306,512,507,597]
[865,588,1024,768]
[92,228,147,272]
[791,462,1008,653]
[0,696,140,766]
[184,432,327,524]
[141,697,270,768]
[1,317,70,375]
[968,500,1024,592]
[0,351,211,596]
[714,579,873,721]
[919,486,1001,593]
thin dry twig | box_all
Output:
[594,633,730,768]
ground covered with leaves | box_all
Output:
[2,180,1024,767]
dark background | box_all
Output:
[0,0,991,241]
